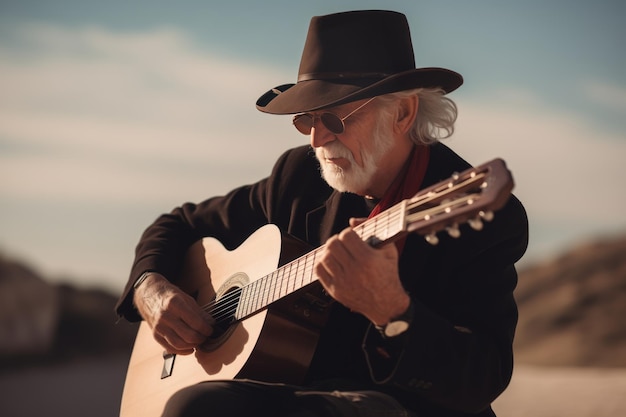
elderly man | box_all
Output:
[116,10,528,417]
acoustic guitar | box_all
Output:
[119,158,514,417]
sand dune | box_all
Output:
[494,365,626,417]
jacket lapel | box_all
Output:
[305,191,371,246]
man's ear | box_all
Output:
[394,95,419,135]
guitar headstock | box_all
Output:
[406,158,514,245]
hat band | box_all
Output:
[298,71,391,82]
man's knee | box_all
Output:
[161,381,237,417]
[161,384,206,417]
[161,380,293,417]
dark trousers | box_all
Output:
[162,379,415,417]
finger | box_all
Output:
[319,248,346,277]
[314,263,337,297]
[378,241,400,259]
[176,323,211,346]
[326,232,356,265]
[169,322,208,350]
[154,328,195,355]
[315,263,331,286]
[349,217,368,227]
[167,293,214,337]
[179,303,215,337]
[153,301,212,349]
[337,228,372,260]
[171,310,214,345]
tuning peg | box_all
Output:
[480,210,494,222]
[468,217,484,231]
[425,233,439,245]
[446,224,461,238]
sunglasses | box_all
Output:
[292,97,376,135]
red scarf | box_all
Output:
[367,145,430,253]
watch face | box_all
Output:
[384,320,409,337]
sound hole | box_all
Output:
[197,272,248,352]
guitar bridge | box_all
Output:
[161,351,176,379]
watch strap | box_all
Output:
[375,299,414,338]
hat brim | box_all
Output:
[256,67,463,115]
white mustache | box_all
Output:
[317,141,353,160]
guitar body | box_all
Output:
[120,225,329,417]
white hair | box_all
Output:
[375,87,458,145]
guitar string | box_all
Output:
[206,248,322,324]
[233,252,319,320]
[210,248,319,318]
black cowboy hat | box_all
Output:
[256,10,463,115]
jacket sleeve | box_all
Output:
[114,145,319,321]
[362,194,529,414]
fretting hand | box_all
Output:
[315,218,411,326]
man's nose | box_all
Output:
[310,123,335,148]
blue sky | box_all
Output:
[1,1,625,292]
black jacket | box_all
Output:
[116,143,529,416]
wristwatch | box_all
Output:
[375,300,414,338]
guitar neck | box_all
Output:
[233,202,407,321]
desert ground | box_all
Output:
[493,365,626,417]
[1,353,624,417]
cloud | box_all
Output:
[0,22,296,206]
[581,80,626,112]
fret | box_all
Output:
[246,284,256,316]
[278,264,287,299]
[239,282,248,316]
[286,260,297,296]
[235,286,246,319]
[304,251,316,285]
[241,281,252,317]
[257,275,266,310]
[295,256,305,290]
[281,262,291,296]
[244,285,253,317]
[288,259,298,293]
[252,278,263,313]
[354,202,406,245]
[261,273,271,308]
[289,258,298,291]
[283,263,291,297]
[264,274,273,306]
[270,270,280,304]
[265,276,272,304]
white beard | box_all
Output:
[315,129,394,195]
